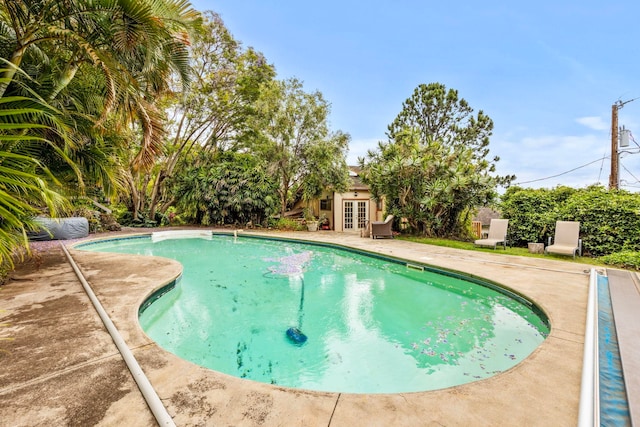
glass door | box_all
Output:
[343,200,368,232]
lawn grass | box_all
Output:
[397,235,607,267]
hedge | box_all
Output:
[498,185,640,257]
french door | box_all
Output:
[343,200,368,233]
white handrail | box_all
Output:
[61,243,176,426]
[578,268,599,426]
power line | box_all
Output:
[513,156,608,185]
[621,182,640,188]
[630,131,640,149]
[597,150,607,183]
[620,159,640,184]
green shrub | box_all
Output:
[557,186,640,256]
[499,186,563,245]
[599,251,640,271]
[270,218,305,231]
[500,185,640,257]
[171,152,278,227]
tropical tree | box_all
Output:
[0,0,200,270]
[144,11,275,221]
[0,66,69,270]
[171,151,278,226]
[0,0,200,102]
[249,78,350,217]
[360,83,513,237]
[0,0,201,198]
[32,65,130,200]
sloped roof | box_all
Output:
[473,207,501,225]
[348,166,369,191]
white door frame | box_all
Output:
[342,200,368,233]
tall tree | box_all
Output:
[171,151,278,226]
[250,78,350,217]
[145,11,275,221]
[387,83,494,157]
[360,83,513,237]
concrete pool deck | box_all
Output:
[0,229,600,425]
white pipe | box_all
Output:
[578,268,599,426]
[61,243,176,427]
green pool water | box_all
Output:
[79,234,549,393]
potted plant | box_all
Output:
[318,213,330,230]
[304,208,318,232]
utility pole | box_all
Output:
[609,103,620,189]
[609,98,637,189]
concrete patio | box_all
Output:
[0,229,598,426]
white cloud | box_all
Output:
[576,116,609,131]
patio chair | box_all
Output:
[474,218,509,249]
[545,221,581,258]
[371,215,394,239]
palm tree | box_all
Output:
[0,0,201,268]
[0,0,201,171]
[0,66,70,269]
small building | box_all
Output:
[299,166,386,233]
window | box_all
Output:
[320,199,331,210]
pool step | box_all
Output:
[607,268,640,425]
[151,230,213,242]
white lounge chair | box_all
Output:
[474,219,508,249]
[546,221,581,258]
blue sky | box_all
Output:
[191,1,640,190]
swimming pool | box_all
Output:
[79,233,549,394]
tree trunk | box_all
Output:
[126,173,141,220]
[148,170,165,220]
[279,188,288,219]
[158,196,175,215]
[147,113,190,219]
[48,62,79,101]
[0,46,28,98]
[138,173,150,216]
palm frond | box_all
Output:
[0,66,71,268]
